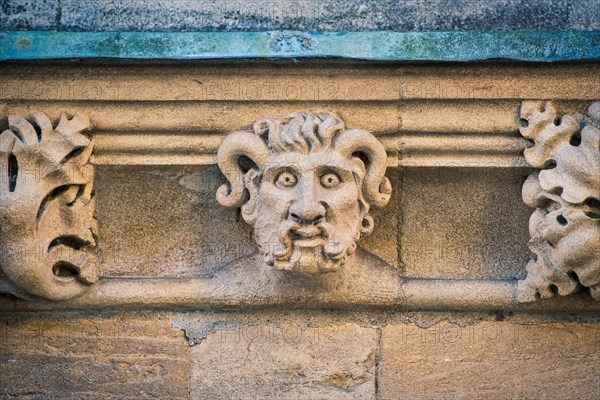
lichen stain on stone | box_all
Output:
[267,32,318,54]
[358,349,376,366]
[321,372,371,391]
[15,39,31,50]
[90,36,121,56]
[138,38,171,55]
[172,319,236,346]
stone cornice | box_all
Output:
[1,61,598,312]
[1,277,599,312]
[1,31,599,61]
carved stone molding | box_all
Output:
[216,111,391,276]
[0,112,99,300]
[518,101,600,302]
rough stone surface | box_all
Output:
[400,167,532,279]
[0,313,191,399]
[95,165,257,278]
[380,320,600,399]
[190,319,377,399]
[1,0,599,32]
[1,311,599,398]
[0,0,59,31]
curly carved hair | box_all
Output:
[216,111,392,211]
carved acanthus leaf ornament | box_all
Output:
[0,112,99,300]
[518,102,600,302]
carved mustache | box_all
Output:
[270,219,345,262]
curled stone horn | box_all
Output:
[216,131,271,207]
[333,129,392,208]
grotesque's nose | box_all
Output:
[289,179,326,225]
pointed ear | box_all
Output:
[240,169,261,227]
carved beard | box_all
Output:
[260,219,360,275]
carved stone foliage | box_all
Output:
[216,112,391,276]
[0,112,99,300]
[518,102,600,302]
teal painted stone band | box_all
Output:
[1,31,599,61]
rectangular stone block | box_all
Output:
[0,313,190,399]
[380,321,600,399]
[95,165,256,277]
[190,321,377,399]
[400,167,532,279]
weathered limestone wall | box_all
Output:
[1,59,599,398]
[2,311,599,398]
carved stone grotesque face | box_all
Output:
[216,112,391,275]
[0,112,99,300]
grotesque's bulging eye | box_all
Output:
[275,171,298,188]
[320,172,341,188]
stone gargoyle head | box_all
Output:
[216,112,391,275]
[0,112,99,301]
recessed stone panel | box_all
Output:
[400,167,532,279]
[95,163,398,278]
[95,165,256,277]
